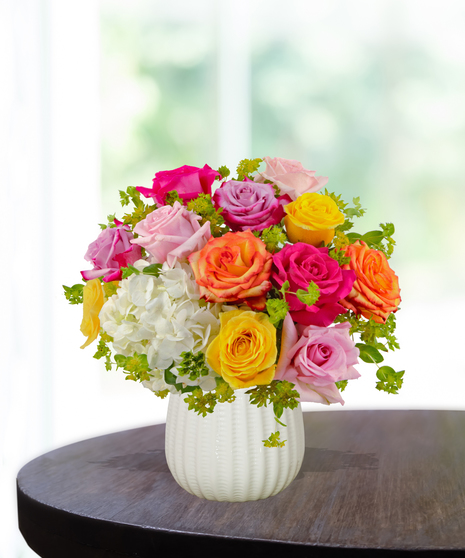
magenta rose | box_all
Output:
[276,315,360,404]
[131,201,211,266]
[255,156,328,201]
[272,243,356,326]
[213,178,290,232]
[136,164,220,206]
[81,220,142,282]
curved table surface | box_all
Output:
[17,410,465,557]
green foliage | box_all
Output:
[103,281,119,299]
[236,158,262,181]
[336,312,400,351]
[336,380,348,392]
[63,283,84,305]
[254,224,288,253]
[356,343,385,364]
[120,263,162,280]
[266,298,290,328]
[376,366,404,394]
[119,186,156,228]
[114,352,152,382]
[263,431,286,448]
[183,378,235,417]
[295,281,320,307]
[164,190,183,206]
[177,351,210,382]
[187,193,229,237]
[217,165,230,179]
[93,332,114,371]
[98,213,117,230]
[247,380,299,421]
[325,190,366,231]
[346,223,396,259]
[154,389,169,399]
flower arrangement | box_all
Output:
[64,157,402,447]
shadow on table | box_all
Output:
[91,447,378,476]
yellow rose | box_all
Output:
[206,309,277,389]
[284,193,344,246]
[80,278,105,349]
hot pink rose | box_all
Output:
[255,156,328,201]
[276,315,360,404]
[131,201,211,266]
[272,243,356,326]
[81,220,142,282]
[213,178,290,232]
[136,164,221,206]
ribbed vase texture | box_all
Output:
[165,389,305,501]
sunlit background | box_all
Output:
[2,0,465,555]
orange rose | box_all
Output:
[340,241,401,323]
[188,230,272,310]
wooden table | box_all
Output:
[17,410,465,557]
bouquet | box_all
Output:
[64,157,402,447]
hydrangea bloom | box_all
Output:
[99,260,227,391]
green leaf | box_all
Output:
[346,232,362,241]
[295,281,320,307]
[217,165,230,179]
[266,298,289,327]
[142,264,163,277]
[63,283,84,305]
[336,380,348,392]
[279,281,290,296]
[121,265,140,279]
[356,343,384,364]
[164,368,178,386]
[376,366,405,394]
[263,431,286,448]
[165,190,183,206]
[361,230,384,243]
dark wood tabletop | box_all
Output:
[17,410,465,557]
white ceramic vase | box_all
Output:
[165,388,305,502]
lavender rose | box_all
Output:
[276,316,360,404]
[213,179,290,232]
[272,243,356,327]
[255,156,328,201]
[81,220,142,282]
[131,201,211,266]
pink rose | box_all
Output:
[136,164,221,206]
[255,156,328,201]
[276,315,360,404]
[131,201,211,266]
[213,178,290,232]
[81,220,142,282]
[272,243,356,326]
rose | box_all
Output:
[188,230,273,310]
[213,179,290,232]
[254,156,328,201]
[271,243,356,326]
[136,164,220,206]
[81,220,142,282]
[80,278,105,349]
[131,201,211,267]
[340,241,401,323]
[284,193,344,247]
[275,315,360,403]
[206,309,276,389]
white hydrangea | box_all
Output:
[99,260,228,393]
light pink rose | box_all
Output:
[255,156,328,201]
[131,201,211,266]
[81,220,142,282]
[276,315,360,404]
